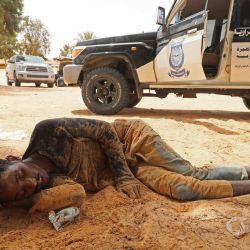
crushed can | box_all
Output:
[48,207,80,231]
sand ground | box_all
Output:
[1,74,250,249]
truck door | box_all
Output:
[155,1,207,83]
[230,0,250,83]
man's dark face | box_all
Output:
[0,161,49,202]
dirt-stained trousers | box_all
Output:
[112,119,248,200]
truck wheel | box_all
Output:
[47,83,54,88]
[243,97,250,109]
[14,72,20,87]
[6,75,12,86]
[82,67,129,115]
[35,83,41,87]
[126,93,142,108]
[57,78,66,87]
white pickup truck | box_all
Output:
[64,0,250,115]
[6,55,55,88]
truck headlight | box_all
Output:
[72,46,86,59]
[48,66,54,73]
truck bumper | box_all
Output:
[63,64,82,85]
[17,71,55,83]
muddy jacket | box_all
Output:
[22,118,136,212]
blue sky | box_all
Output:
[23,0,174,58]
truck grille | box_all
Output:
[26,66,48,72]
[27,74,48,78]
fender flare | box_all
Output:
[82,52,142,98]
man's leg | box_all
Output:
[135,163,250,201]
[112,119,248,181]
[135,163,234,200]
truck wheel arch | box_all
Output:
[81,53,141,98]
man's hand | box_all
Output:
[117,180,141,199]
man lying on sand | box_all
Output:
[0,118,250,212]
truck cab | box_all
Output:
[64,0,250,115]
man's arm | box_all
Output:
[29,176,86,213]
[60,118,141,198]
[2,177,86,212]
[59,118,134,180]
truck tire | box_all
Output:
[35,82,41,87]
[14,72,21,87]
[47,83,54,88]
[82,67,129,115]
[57,78,66,87]
[126,93,142,108]
[6,75,12,86]
[243,97,250,110]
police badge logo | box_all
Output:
[168,39,190,78]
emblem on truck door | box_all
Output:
[168,39,190,78]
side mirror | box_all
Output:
[156,6,165,25]
[8,60,14,64]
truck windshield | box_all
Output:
[16,55,45,64]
